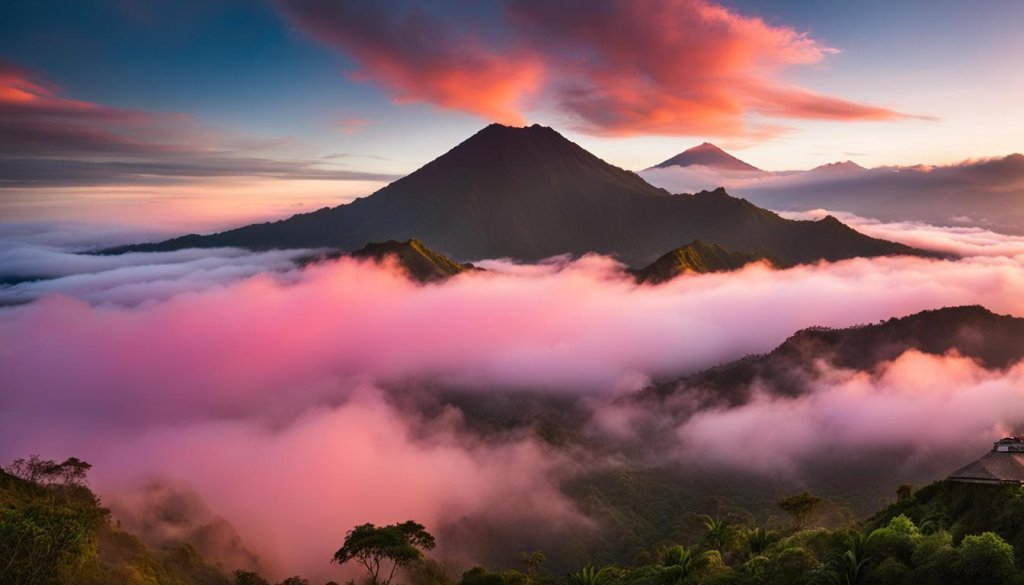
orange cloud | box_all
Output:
[277,0,916,137]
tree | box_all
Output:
[742,527,777,559]
[406,557,455,585]
[958,531,1017,584]
[696,514,736,553]
[521,551,545,585]
[460,567,506,585]
[275,577,309,585]
[657,545,708,585]
[234,569,271,585]
[567,564,608,585]
[332,521,436,585]
[5,456,93,487]
[896,484,915,504]
[826,548,869,585]
[777,492,821,531]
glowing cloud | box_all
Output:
[277,0,913,137]
[2,218,1022,577]
[675,351,1024,474]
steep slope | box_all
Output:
[632,239,774,284]
[651,142,762,171]
[641,305,1024,406]
[110,124,928,266]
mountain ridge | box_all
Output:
[639,304,1024,408]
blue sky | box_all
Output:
[1,0,1022,230]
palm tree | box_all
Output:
[824,531,875,585]
[742,527,777,559]
[695,514,736,553]
[567,564,609,585]
[657,545,707,585]
[829,549,868,585]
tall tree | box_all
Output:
[332,521,436,585]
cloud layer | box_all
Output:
[277,0,910,137]
[3,217,1023,578]
[641,153,1024,234]
[675,351,1024,475]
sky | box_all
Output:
[1,0,1023,232]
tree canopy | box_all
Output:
[333,521,436,585]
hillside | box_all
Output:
[870,479,1024,564]
[106,124,929,267]
[0,462,235,585]
[632,240,775,283]
[641,305,1024,406]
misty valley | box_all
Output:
[3,2,1024,585]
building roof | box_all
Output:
[948,438,1024,484]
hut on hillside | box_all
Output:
[948,437,1024,485]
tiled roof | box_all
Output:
[948,451,1024,483]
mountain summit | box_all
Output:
[111,124,927,266]
[652,142,762,172]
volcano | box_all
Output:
[651,142,762,172]
[111,124,928,266]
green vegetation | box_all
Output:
[0,457,311,585]
[7,454,1024,585]
[446,485,1024,585]
[333,521,436,585]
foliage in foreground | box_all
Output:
[6,453,1024,585]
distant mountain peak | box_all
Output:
[812,160,866,172]
[653,143,762,172]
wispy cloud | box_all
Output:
[0,60,399,187]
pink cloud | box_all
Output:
[277,2,543,124]
[277,0,913,137]
[674,351,1024,474]
[86,390,586,582]
[3,252,1024,429]
[3,220,1024,577]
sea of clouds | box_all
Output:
[2,216,1023,579]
